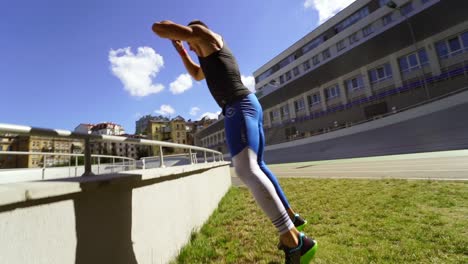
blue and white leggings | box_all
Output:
[224,93,294,235]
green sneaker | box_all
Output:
[293,214,307,232]
[281,233,318,264]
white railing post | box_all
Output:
[97,156,100,175]
[75,156,78,176]
[204,151,207,163]
[142,158,146,170]
[212,152,216,162]
[42,155,46,180]
[68,156,71,177]
[189,149,193,164]
[112,158,115,173]
[159,146,165,168]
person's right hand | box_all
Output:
[171,40,184,53]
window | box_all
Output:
[436,32,468,59]
[400,2,414,16]
[270,109,280,120]
[285,71,292,81]
[418,49,428,65]
[294,98,305,112]
[362,24,373,37]
[303,61,311,71]
[322,49,331,60]
[325,85,340,100]
[382,13,393,26]
[312,55,320,65]
[293,67,300,77]
[421,0,430,3]
[436,41,449,59]
[448,37,462,53]
[279,55,295,68]
[399,49,429,73]
[302,37,323,54]
[334,7,369,33]
[280,105,290,118]
[308,93,321,106]
[346,76,364,92]
[337,40,346,51]
[369,63,393,83]
[379,0,391,7]
[257,68,274,83]
[280,75,285,84]
[349,32,359,45]
[462,31,468,48]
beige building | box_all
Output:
[13,136,82,168]
[145,116,190,155]
[0,134,17,168]
[170,116,188,153]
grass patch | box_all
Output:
[173,179,468,263]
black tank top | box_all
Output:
[198,42,251,108]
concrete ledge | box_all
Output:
[0,162,230,207]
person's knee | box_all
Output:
[234,163,254,178]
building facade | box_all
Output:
[11,136,82,168]
[91,122,125,136]
[144,116,191,155]
[195,0,468,152]
[0,134,17,168]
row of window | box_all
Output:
[436,31,468,60]
[256,2,374,83]
[267,27,468,123]
[257,0,432,85]
[201,131,225,147]
[259,0,437,91]
[268,51,428,121]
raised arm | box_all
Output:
[152,20,202,41]
[171,40,205,81]
[152,20,205,81]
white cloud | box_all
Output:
[190,107,200,116]
[109,47,165,97]
[170,73,193,94]
[241,75,256,93]
[154,104,175,116]
[304,0,355,24]
[200,111,221,120]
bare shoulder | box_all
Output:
[189,25,223,49]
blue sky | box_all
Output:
[1,0,354,133]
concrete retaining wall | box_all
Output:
[263,89,468,164]
[0,162,231,264]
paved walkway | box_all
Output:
[231,149,468,186]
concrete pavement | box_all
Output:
[231,149,468,186]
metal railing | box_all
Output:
[0,123,224,178]
[0,150,136,179]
